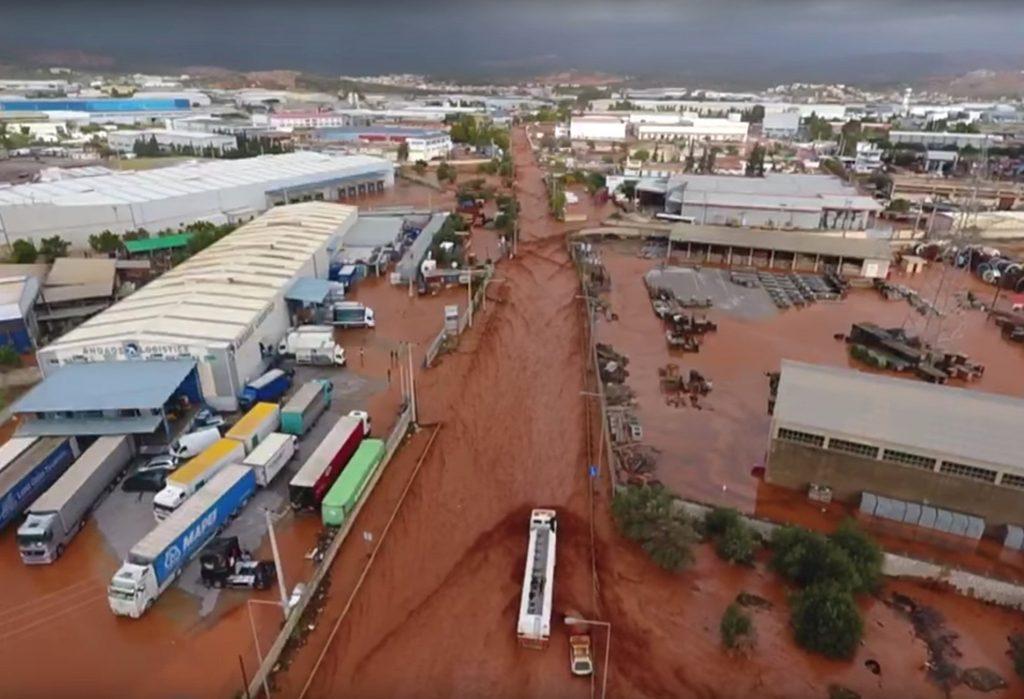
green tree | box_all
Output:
[633,148,651,162]
[746,145,767,177]
[705,506,743,537]
[1010,633,1024,678]
[790,583,863,659]
[612,485,698,573]
[39,235,70,261]
[828,520,883,594]
[88,230,122,254]
[397,141,409,162]
[805,113,833,141]
[9,240,38,263]
[437,161,457,183]
[413,160,428,175]
[720,603,755,650]
[0,344,20,366]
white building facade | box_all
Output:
[107,129,238,154]
[569,116,627,142]
[637,116,749,143]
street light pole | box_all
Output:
[406,342,417,424]
[564,616,612,699]
[264,510,289,621]
[247,600,274,698]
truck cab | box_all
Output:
[107,563,159,618]
[16,513,61,563]
[152,484,189,520]
[348,410,371,436]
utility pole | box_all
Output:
[466,269,473,329]
[264,510,289,621]
[406,342,417,424]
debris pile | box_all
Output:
[872,279,944,317]
[730,269,846,308]
[658,363,712,408]
[846,322,984,383]
[615,443,660,486]
[889,592,962,691]
[597,343,629,384]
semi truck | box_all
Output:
[280,380,333,436]
[321,439,385,527]
[108,464,257,618]
[153,439,246,520]
[241,432,295,486]
[0,437,80,531]
[328,301,375,329]
[517,509,557,649]
[278,325,334,355]
[224,402,280,454]
[238,369,292,411]
[199,536,275,590]
[17,435,134,564]
[288,415,365,511]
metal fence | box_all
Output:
[247,403,414,698]
[422,267,494,369]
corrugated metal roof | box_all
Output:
[344,216,403,247]
[0,152,391,207]
[14,359,196,413]
[669,224,892,259]
[285,277,334,305]
[773,360,1024,475]
[43,202,356,352]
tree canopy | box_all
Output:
[612,485,698,572]
[790,582,864,659]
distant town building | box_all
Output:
[569,115,627,142]
[0,152,394,249]
[762,110,801,139]
[853,141,884,174]
[635,116,749,144]
[107,129,238,155]
[889,130,1002,150]
[314,127,452,161]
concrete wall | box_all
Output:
[767,439,1024,527]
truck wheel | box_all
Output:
[56,544,65,559]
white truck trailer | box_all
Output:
[241,432,296,486]
[18,436,134,564]
[517,509,557,649]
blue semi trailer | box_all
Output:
[0,437,80,531]
[239,369,292,410]
[107,464,256,618]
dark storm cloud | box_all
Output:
[1,1,1021,84]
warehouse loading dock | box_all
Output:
[12,359,202,446]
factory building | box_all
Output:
[0,97,190,113]
[646,173,881,231]
[0,152,393,249]
[569,115,627,142]
[636,116,749,144]
[889,131,1002,150]
[36,203,358,412]
[762,110,801,139]
[767,361,1024,535]
[107,129,238,154]
[315,127,452,161]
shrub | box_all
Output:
[770,525,860,590]
[790,582,863,659]
[829,520,883,594]
[705,506,743,538]
[720,603,754,650]
[716,523,758,565]
[1009,632,1024,678]
[612,485,697,573]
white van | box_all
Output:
[168,426,221,460]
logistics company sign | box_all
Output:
[82,341,191,360]
[157,507,220,583]
[0,441,73,529]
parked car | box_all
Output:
[194,407,225,429]
[121,469,169,493]
[569,634,594,677]
[139,455,178,473]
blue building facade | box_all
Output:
[0,98,189,113]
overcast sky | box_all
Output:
[2,1,1022,84]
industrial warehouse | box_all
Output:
[32,203,359,412]
[768,361,1024,540]
[0,152,394,249]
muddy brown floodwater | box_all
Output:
[272,128,1024,699]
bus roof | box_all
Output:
[226,402,279,440]
[169,438,243,486]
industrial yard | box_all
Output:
[2,30,1024,698]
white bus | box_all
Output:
[517,509,557,649]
